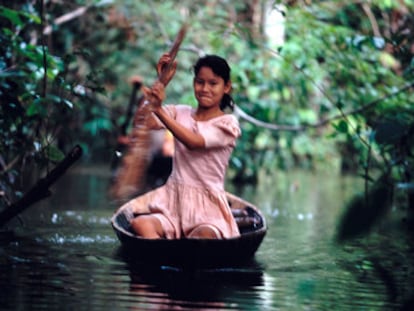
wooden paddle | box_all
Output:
[158,25,187,86]
[109,24,187,201]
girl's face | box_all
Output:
[193,67,231,109]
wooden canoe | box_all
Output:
[111,192,267,268]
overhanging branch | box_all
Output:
[236,82,414,132]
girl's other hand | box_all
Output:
[157,53,177,86]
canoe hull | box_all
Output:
[111,192,267,268]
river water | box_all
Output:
[1,165,413,310]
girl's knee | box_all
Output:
[187,224,222,239]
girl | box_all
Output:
[123,53,241,239]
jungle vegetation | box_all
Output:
[1,0,413,235]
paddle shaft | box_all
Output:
[157,25,187,86]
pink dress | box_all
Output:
[122,105,241,239]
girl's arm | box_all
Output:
[153,106,205,150]
[146,81,205,150]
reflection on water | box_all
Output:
[1,166,413,310]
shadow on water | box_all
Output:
[1,165,414,310]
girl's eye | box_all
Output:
[207,80,219,86]
[194,79,219,86]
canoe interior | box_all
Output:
[112,193,267,267]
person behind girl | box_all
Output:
[122,53,241,239]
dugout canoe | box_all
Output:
[111,192,267,267]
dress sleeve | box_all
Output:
[198,115,241,148]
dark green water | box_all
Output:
[1,166,413,310]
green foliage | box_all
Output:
[1,1,413,221]
[272,0,414,239]
[0,2,112,207]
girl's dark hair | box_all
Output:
[193,55,234,111]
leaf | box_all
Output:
[332,120,348,134]
[93,0,115,7]
[26,98,47,117]
[45,145,65,163]
[246,85,261,101]
[0,6,23,26]
[62,99,74,109]
[231,157,243,169]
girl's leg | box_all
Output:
[130,215,164,239]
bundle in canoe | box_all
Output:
[111,192,267,268]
